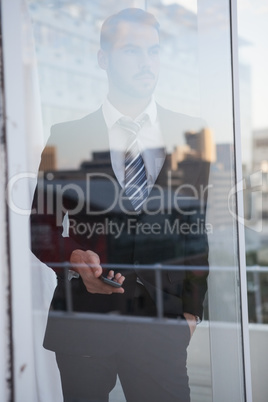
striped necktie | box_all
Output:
[118,115,149,211]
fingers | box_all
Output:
[114,272,125,285]
[90,271,125,294]
[70,250,101,273]
[88,276,125,294]
[107,270,114,279]
[70,249,125,295]
[104,283,125,294]
[106,271,125,284]
[85,250,102,277]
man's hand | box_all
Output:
[183,312,197,338]
[70,249,125,294]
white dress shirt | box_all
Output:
[102,98,166,189]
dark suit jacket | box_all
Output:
[30,105,209,354]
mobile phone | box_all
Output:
[100,275,122,288]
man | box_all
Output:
[31,8,209,402]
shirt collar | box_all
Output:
[102,97,157,129]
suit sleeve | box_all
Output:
[30,125,86,277]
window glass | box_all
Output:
[20,0,247,400]
[237,0,268,400]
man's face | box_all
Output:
[101,21,160,99]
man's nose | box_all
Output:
[138,51,152,69]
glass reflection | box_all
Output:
[30,6,210,402]
[23,0,249,400]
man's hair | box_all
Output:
[100,8,160,51]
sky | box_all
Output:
[163,0,268,131]
[237,0,268,130]
[163,0,197,13]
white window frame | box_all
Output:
[0,0,252,400]
[230,0,252,400]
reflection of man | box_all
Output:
[31,8,209,402]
